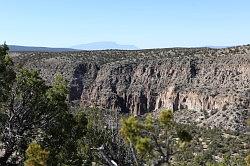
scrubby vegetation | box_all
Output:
[1,44,249,165]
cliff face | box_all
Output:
[12,45,250,132]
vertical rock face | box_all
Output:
[12,45,250,132]
[76,54,249,132]
[69,63,99,101]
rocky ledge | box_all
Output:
[11,45,250,133]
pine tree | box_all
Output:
[24,143,49,166]
[120,109,192,165]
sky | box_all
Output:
[0,0,250,49]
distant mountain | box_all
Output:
[205,46,230,49]
[71,41,138,50]
[9,45,79,52]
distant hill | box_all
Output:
[9,45,79,52]
[71,41,138,50]
[205,46,230,49]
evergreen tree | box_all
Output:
[24,143,49,166]
[0,44,88,165]
[120,109,192,165]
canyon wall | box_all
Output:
[12,45,250,132]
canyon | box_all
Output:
[11,45,250,133]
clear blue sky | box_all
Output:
[1,0,250,48]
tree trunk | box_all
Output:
[129,141,139,166]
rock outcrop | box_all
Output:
[11,45,250,132]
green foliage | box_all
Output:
[246,118,250,127]
[24,143,49,166]
[16,69,46,90]
[74,111,88,137]
[177,130,192,143]
[78,108,133,166]
[120,116,142,143]
[159,109,173,126]
[0,110,7,135]
[15,69,48,107]
[205,154,247,166]
[246,154,250,166]
[40,77,87,165]
[120,109,192,165]
[0,44,88,165]
[0,43,15,103]
[135,137,152,155]
[46,74,68,102]
[0,68,50,164]
[173,123,249,166]
[144,114,154,130]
